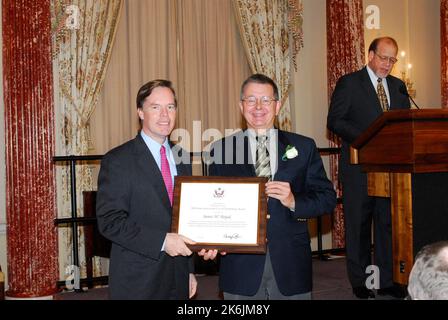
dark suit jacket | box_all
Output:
[327,67,410,183]
[96,134,192,300]
[209,130,336,296]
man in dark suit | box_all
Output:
[96,80,197,299]
[205,74,336,299]
[327,37,410,299]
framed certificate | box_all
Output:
[171,176,268,253]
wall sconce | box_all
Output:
[399,51,416,99]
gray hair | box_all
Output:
[408,241,448,300]
[240,74,279,101]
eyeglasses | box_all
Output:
[241,96,277,107]
[374,52,398,65]
[148,104,177,112]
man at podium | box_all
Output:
[327,37,410,299]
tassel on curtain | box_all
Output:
[233,0,304,131]
[288,0,304,72]
[326,0,365,249]
[51,0,122,280]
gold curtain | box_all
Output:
[176,0,252,148]
[90,0,178,155]
[232,0,304,131]
[90,0,251,157]
[326,0,365,249]
[51,0,122,279]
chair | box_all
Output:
[83,191,111,288]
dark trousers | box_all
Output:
[342,173,393,289]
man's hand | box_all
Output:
[189,273,197,299]
[164,233,196,257]
[265,181,295,209]
[197,249,227,260]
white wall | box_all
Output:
[408,0,441,108]
[291,0,328,147]
[290,0,332,251]
[364,0,441,108]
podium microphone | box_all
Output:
[399,86,420,109]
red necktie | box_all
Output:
[160,145,173,205]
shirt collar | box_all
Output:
[366,65,391,96]
[366,65,386,83]
[246,128,277,141]
[140,130,170,154]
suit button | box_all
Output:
[267,214,271,219]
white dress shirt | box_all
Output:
[366,65,391,105]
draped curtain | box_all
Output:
[233,0,304,131]
[90,0,251,157]
[89,0,178,155]
[51,0,122,278]
[171,0,252,152]
[326,0,365,248]
[442,0,448,109]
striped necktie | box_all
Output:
[255,135,271,180]
[377,78,389,111]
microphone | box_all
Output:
[399,86,420,109]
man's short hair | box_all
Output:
[368,37,398,54]
[408,241,448,300]
[136,79,177,109]
[240,74,279,101]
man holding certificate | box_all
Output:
[206,74,337,300]
[96,80,198,299]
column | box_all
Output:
[2,0,58,298]
[442,0,448,109]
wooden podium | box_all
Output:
[351,109,448,285]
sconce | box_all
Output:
[399,51,416,99]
